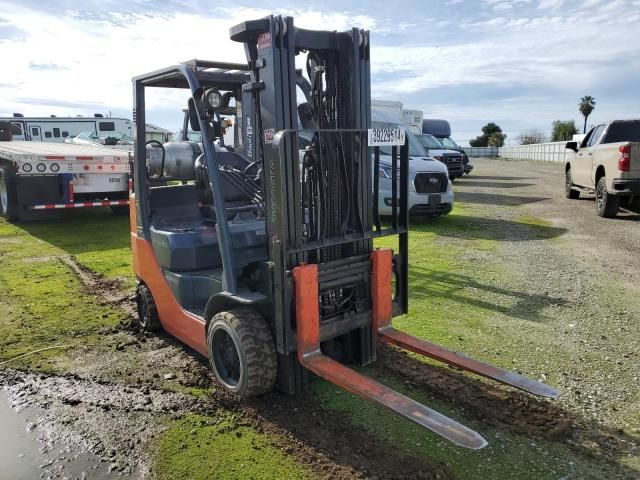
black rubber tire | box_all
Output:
[135,282,162,332]
[595,176,619,218]
[207,308,277,398]
[565,168,580,199]
[0,167,21,222]
[110,205,130,216]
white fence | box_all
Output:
[464,147,499,158]
[499,141,568,163]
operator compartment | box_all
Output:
[146,135,267,312]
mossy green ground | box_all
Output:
[152,413,312,480]
[0,209,130,368]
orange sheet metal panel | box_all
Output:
[371,248,393,332]
[130,217,208,357]
[292,263,320,360]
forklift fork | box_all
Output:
[371,249,560,399]
[293,263,488,450]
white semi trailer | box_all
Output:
[0,128,131,222]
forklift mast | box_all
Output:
[231,16,409,393]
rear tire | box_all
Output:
[135,282,162,332]
[595,176,619,218]
[207,308,277,398]
[0,167,21,222]
[565,168,580,199]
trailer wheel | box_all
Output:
[110,205,130,216]
[0,167,20,222]
[207,308,277,398]
[135,282,162,332]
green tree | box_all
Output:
[551,120,578,142]
[578,96,596,134]
[488,131,506,147]
[469,123,504,147]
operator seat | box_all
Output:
[150,150,265,272]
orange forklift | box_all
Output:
[129,15,558,449]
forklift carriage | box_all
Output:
[130,15,558,450]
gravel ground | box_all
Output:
[454,158,639,439]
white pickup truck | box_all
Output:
[564,120,640,217]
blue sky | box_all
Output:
[0,0,639,145]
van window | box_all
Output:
[44,131,52,138]
[31,127,39,137]
[62,131,69,137]
[99,122,115,131]
[53,128,61,138]
[11,122,23,136]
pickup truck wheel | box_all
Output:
[595,176,619,218]
[0,167,20,222]
[207,308,277,398]
[565,168,580,199]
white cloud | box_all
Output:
[0,4,377,122]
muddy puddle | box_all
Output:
[1,387,137,479]
[0,370,199,479]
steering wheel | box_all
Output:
[145,140,165,178]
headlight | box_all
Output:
[36,163,46,172]
[50,163,60,173]
[433,156,444,161]
[204,89,223,110]
[378,163,393,178]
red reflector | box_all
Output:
[83,165,90,171]
[76,156,94,161]
[45,155,65,160]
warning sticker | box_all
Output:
[258,32,271,50]
[264,128,275,144]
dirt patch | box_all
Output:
[60,255,137,319]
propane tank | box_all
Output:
[146,141,201,178]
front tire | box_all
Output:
[0,167,21,222]
[207,308,277,398]
[565,168,580,199]
[595,176,619,218]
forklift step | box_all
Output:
[371,248,559,399]
[293,263,487,450]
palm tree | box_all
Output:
[579,96,596,134]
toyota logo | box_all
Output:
[429,177,439,184]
